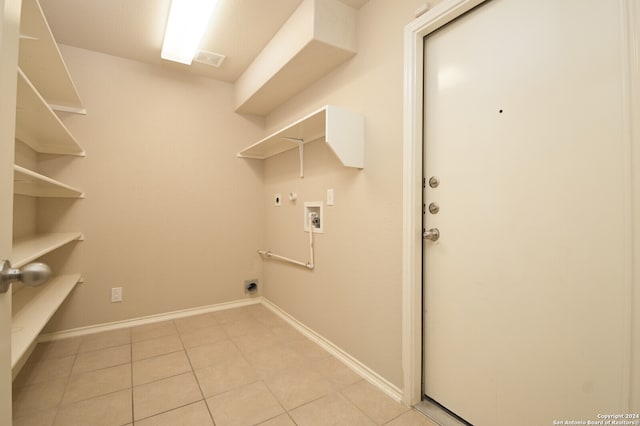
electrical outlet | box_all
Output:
[111,287,123,303]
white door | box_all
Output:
[1,0,21,424]
[423,0,630,425]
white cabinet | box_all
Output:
[238,105,364,177]
[11,0,85,373]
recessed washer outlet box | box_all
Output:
[304,201,323,233]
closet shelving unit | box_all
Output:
[14,165,84,198]
[13,233,84,268]
[237,105,365,177]
[11,0,85,371]
[15,69,84,155]
[18,0,85,113]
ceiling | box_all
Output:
[39,0,368,83]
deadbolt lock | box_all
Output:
[428,203,439,214]
[428,176,440,188]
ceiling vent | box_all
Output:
[193,50,226,68]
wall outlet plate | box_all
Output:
[111,287,123,303]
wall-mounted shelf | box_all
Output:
[234,0,357,116]
[8,0,86,379]
[237,105,364,177]
[14,165,84,198]
[15,69,85,156]
[18,0,85,113]
[11,273,82,368]
[13,232,83,268]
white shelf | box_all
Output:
[18,0,85,113]
[12,232,83,268]
[14,165,84,198]
[237,105,364,176]
[234,0,356,116]
[11,273,81,367]
[9,0,85,375]
[15,68,85,156]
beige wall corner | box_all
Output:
[261,0,435,391]
[38,45,266,332]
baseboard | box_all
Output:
[36,295,404,404]
[261,297,404,403]
[38,297,262,342]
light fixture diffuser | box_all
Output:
[161,0,219,65]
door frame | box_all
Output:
[400,0,640,410]
[0,0,21,422]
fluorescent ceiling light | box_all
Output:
[161,0,219,65]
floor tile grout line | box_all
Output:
[381,407,418,425]
[285,411,300,426]
[338,381,388,425]
[50,334,83,424]
[132,346,183,363]
[69,348,133,377]
[258,410,296,425]
[259,377,290,419]
[11,356,75,390]
[133,398,208,424]
[11,340,81,422]
[178,321,230,351]
[58,380,133,408]
[133,368,196,388]
[281,389,332,415]
[130,320,180,345]
[77,327,131,354]
[63,358,132,380]
[175,319,217,425]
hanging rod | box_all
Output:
[257,212,317,269]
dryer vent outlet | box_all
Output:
[244,279,258,293]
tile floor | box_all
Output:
[12,304,438,426]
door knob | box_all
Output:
[0,260,51,293]
[423,228,440,241]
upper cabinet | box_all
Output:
[234,0,357,116]
[18,0,85,113]
[238,105,364,177]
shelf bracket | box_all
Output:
[282,137,305,178]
